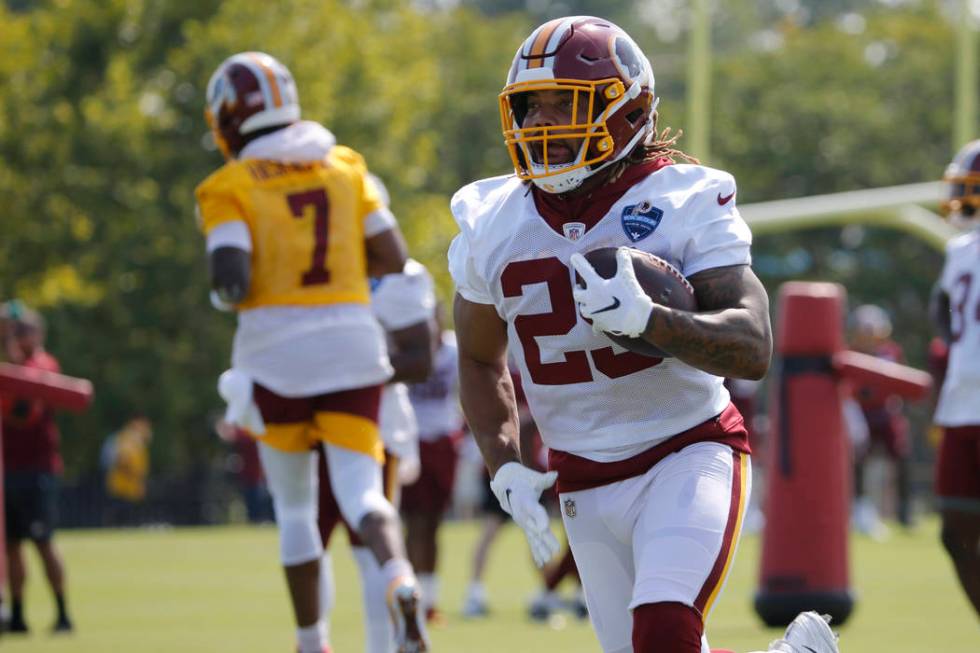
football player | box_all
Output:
[930,139,980,619]
[449,16,836,653]
[317,253,437,653]
[195,52,426,653]
[403,304,465,624]
[848,304,913,534]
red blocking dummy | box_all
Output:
[755,282,854,627]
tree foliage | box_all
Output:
[0,0,966,475]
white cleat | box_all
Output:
[387,577,429,653]
[768,611,840,653]
[462,583,489,618]
[461,594,489,618]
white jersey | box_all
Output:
[448,164,752,462]
[935,228,980,426]
[372,259,436,450]
[409,331,462,441]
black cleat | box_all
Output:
[52,617,74,633]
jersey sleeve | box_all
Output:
[330,146,386,224]
[363,172,397,236]
[448,232,494,305]
[373,262,436,330]
[448,185,496,305]
[939,238,961,293]
[194,167,249,236]
[679,171,753,277]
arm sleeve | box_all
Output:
[680,174,753,277]
[364,207,397,237]
[448,233,495,305]
[206,220,253,253]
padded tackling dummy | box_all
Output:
[755,282,930,627]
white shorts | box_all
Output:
[558,442,750,653]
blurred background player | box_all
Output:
[404,303,463,624]
[102,414,153,527]
[847,304,913,535]
[930,139,980,619]
[318,253,437,653]
[0,306,73,634]
[215,418,273,524]
[195,52,426,652]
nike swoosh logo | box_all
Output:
[593,297,621,314]
[505,488,512,510]
[717,191,735,205]
[803,647,819,653]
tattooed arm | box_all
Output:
[639,264,772,380]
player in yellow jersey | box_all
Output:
[195,52,428,653]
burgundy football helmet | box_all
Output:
[499,16,657,193]
[205,52,300,159]
[942,139,980,229]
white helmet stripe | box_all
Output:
[541,16,580,70]
[238,54,282,109]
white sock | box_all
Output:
[319,551,335,631]
[417,572,438,612]
[381,557,415,588]
[353,547,395,653]
[296,621,325,653]
[467,581,486,602]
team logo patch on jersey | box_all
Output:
[562,221,587,241]
[621,202,663,242]
[563,498,577,518]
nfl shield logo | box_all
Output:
[562,221,586,241]
[563,498,577,518]
[621,203,664,242]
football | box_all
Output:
[578,247,697,357]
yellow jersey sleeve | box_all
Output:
[194,164,252,235]
[329,146,385,223]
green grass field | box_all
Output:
[2,517,976,652]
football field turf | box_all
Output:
[3,516,976,652]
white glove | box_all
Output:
[217,369,266,435]
[570,247,654,338]
[490,462,560,567]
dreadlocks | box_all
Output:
[607,112,698,184]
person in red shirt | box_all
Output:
[1,307,73,633]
